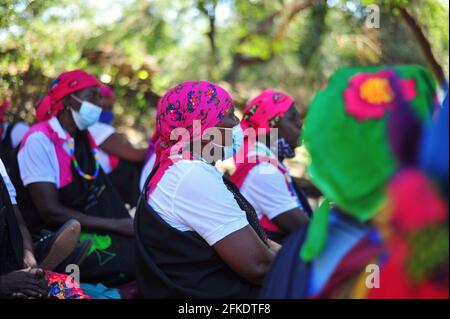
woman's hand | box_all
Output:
[0,268,48,299]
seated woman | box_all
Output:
[88,85,147,207]
[261,65,447,298]
[135,81,279,298]
[230,90,311,243]
[0,100,30,169]
[17,70,135,287]
[1,158,82,298]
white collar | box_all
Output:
[248,141,277,160]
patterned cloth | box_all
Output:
[234,89,294,168]
[240,89,294,132]
[35,69,100,122]
[45,271,90,299]
[146,81,232,194]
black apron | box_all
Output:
[135,165,261,299]
[0,122,18,174]
[55,130,135,287]
[108,159,142,208]
[0,172,23,276]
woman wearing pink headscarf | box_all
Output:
[135,81,278,298]
[230,89,311,244]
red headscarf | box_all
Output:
[35,69,100,122]
[0,100,10,122]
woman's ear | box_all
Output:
[62,95,72,110]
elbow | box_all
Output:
[38,205,65,227]
[243,255,273,283]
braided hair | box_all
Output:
[222,176,269,246]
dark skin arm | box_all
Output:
[27,182,133,237]
[272,207,309,234]
[213,225,276,286]
[13,206,37,268]
[99,132,147,163]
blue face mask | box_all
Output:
[99,111,114,125]
[212,124,244,160]
[70,95,102,130]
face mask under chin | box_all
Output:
[277,137,296,159]
[209,124,244,161]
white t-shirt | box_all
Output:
[1,121,30,148]
[0,158,17,204]
[139,153,156,191]
[88,122,116,174]
[240,142,299,221]
[18,117,109,188]
[148,159,249,246]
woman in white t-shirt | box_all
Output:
[17,70,135,286]
[135,81,278,298]
[230,89,311,244]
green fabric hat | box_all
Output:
[300,65,436,262]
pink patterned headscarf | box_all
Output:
[146,81,233,195]
[234,89,295,167]
[240,89,295,132]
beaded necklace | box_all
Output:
[66,133,100,180]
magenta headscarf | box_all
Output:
[100,84,116,102]
[146,81,233,195]
[234,89,295,168]
[240,89,295,132]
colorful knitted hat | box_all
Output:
[300,65,436,261]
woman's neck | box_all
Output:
[188,142,216,166]
[58,110,78,137]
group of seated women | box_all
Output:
[0,64,448,299]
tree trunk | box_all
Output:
[398,7,447,88]
[198,0,219,80]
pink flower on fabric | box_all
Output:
[388,169,447,232]
[343,70,417,121]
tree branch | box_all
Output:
[226,0,318,86]
[398,6,447,87]
[198,0,219,79]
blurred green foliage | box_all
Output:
[0,0,448,137]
